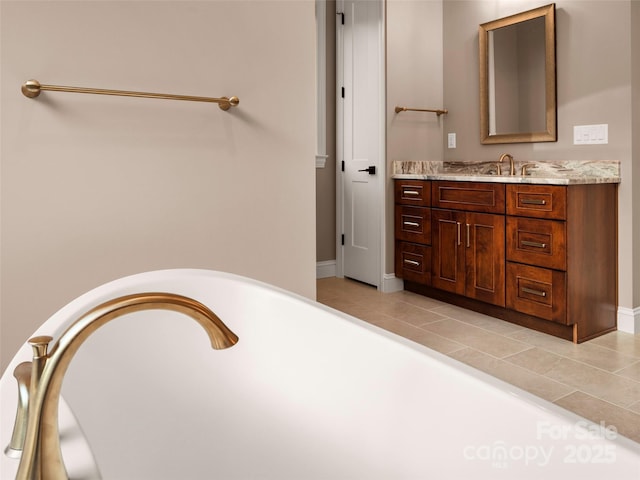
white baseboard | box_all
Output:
[316,262,403,295]
[316,260,336,279]
[381,273,403,293]
[617,306,640,334]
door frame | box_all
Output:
[335,0,388,291]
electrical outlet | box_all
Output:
[448,133,456,149]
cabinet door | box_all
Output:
[465,212,506,307]
[431,209,465,295]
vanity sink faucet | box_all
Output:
[10,292,239,480]
[497,153,516,176]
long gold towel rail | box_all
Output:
[395,106,447,116]
[21,79,239,111]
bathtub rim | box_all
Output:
[2,267,640,455]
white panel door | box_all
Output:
[339,0,383,287]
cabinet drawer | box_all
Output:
[395,242,431,285]
[507,184,566,220]
[432,181,505,213]
[395,205,431,244]
[507,263,567,324]
[395,180,431,206]
[507,217,566,270]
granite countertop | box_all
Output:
[392,160,620,185]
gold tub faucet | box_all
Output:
[12,292,239,480]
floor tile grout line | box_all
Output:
[413,315,534,352]
[552,389,640,418]
[551,389,582,405]
[530,347,640,381]
[385,313,450,336]
[339,309,486,357]
[612,358,640,375]
[502,345,640,387]
[390,326,469,355]
[588,343,640,360]
[413,328,469,353]
[548,388,580,403]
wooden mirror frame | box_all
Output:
[479,3,556,144]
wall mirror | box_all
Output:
[479,3,556,144]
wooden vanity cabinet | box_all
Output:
[431,182,506,307]
[395,179,618,343]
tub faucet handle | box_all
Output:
[4,362,33,458]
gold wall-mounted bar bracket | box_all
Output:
[22,79,239,111]
[394,106,448,116]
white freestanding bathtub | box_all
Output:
[2,269,639,479]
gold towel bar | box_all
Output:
[395,106,448,116]
[21,79,239,111]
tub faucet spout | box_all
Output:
[14,292,239,480]
[498,153,516,176]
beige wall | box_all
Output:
[0,0,317,370]
[442,0,637,311]
[385,0,444,272]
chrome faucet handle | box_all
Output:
[4,362,33,458]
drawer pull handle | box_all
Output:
[522,287,547,297]
[457,222,462,246]
[403,259,420,266]
[521,240,547,249]
[521,198,547,205]
[403,221,420,227]
[403,190,420,196]
[466,223,470,248]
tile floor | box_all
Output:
[317,276,640,444]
